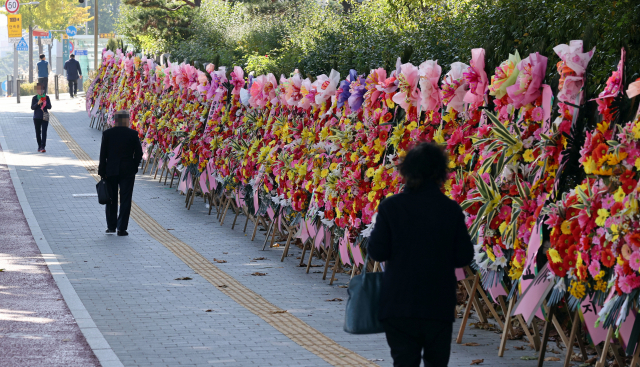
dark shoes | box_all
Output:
[37,148,46,153]
[105,229,116,235]
[117,230,128,236]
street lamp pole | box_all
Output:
[94,0,98,71]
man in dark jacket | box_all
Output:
[98,111,143,236]
[63,54,82,98]
[368,142,474,367]
[31,83,52,153]
[37,54,49,93]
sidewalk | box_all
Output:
[0,94,543,366]
[0,141,100,366]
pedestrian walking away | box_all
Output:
[37,54,50,93]
[64,54,83,98]
[31,83,52,153]
[98,110,143,236]
[368,142,474,367]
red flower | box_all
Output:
[620,178,638,194]
[629,233,640,248]
[592,143,609,164]
[621,170,636,182]
[601,248,616,268]
[611,202,624,216]
[548,254,568,277]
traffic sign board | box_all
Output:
[16,37,28,51]
[7,14,22,38]
[1,81,7,92]
[9,37,21,44]
[33,29,49,37]
[75,50,88,56]
[65,26,77,37]
[5,0,19,13]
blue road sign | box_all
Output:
[16,37,28,51]
[1,81,7,92]
[66,26,77,37]
[75,50,88,56]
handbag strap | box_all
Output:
[362,253,370,279]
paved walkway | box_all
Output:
[0,94,544,366]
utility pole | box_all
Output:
[28,25,33,82]
[94,0,98,71]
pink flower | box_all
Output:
[629,252,640,271]
[392,63,420,111]
[418,60,442,112]
[531,107,544,122]
[619,276,633,294]
[506,52,548,108]
[588,260,601,277]
[463,48,488,107]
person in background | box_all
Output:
[98,111,142,236]
[37,54,49,93]
[31,83,52,153]
[64,54,82,98]
[368,142,474,367]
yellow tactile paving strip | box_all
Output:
[49,114,377,367]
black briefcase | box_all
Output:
[96,179,111,205]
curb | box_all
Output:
[0,117,124,367]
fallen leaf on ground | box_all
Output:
[326,298,343,302]
[584,357,597,364]
[544,357,560,361]
[463,342,480,346]
[520,356,537,360]
[213,258,227,263]
[272,310,287,314]
[175,277,192,280]
[223,252,228,254]
[167,228,174,230]
[0,269,4,272]
[253,257,267,261]
[251,272,267,276]
[271,244,280,247]
[338,285,348,288]
[217,285,228,288]
[368,359,384,362]
[513,345,526,350]
[470,359,483,365]
[205,309,212,312]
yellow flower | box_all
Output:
[583,156,596,174]
[614,186,626,203]
[406,121,418,131]
[635,157,640,171]
[561,220,572,235]
[499,222,507,235]
[486,246,496,262]
[458,145,466,155]
[548,248,562,264]
[350,152,358,163]
[569,280,586,299]
[523,149,534,163]
[329,163,338,171]
[464,154,473,165]
[365,167,375,178]
[355,122,363,130]
[321,169,329,178]
[595,208,610,227]
[367,191,377,202]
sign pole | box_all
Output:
[94,0,98,71]
[14,43,18,102]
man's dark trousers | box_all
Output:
[33,119,49,150]
[68,79,78,97]
[105,174,135,231]
[382,318,453,367]
[38,77,48,93]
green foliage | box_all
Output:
[86,0,119,35]
[115,0,640,96]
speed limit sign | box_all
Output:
[5,0,19,13]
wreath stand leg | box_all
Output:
[169,168,177,188]
[460,272,488,323]
[220,195,233,225]
[498,297,515,356]
[187,179,200,210]
[563,309,587,367]
[280,226,296,261]
[543,304,571,350]
[517,314,541,351]
[329,257,342,285]
[157,162,166,182]
[594,327,615,367]
[305,244,316,274]
[457,273,480,344]
[299,237,310,266]
[250,215,262,241]
[153,158,162,178]
[630,340,640,367]
[537,305,557,367]
[322,244,334,280]
[229,200,240,230]
[217,195,227,220]
[261,217,276,250]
